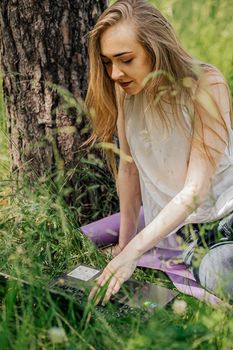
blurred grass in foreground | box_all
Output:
[1,179,233,349]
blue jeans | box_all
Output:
[178,213,233,301]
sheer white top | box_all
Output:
[124,75,233,248]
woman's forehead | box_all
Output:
[100,22,139,57]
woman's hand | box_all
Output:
[101,244,123,258]
[88,249,138,305]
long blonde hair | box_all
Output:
[84,0,232,178]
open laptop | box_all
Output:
[50,263,178,309]
[0,264,178,310]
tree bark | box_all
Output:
[0,0,118,223]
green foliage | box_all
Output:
[0,76,10,181]
[151,0,233,80]
[1,165,233,350]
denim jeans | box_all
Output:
[178,212,233,301]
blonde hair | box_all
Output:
[84,0,232,178]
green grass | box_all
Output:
[152,0,233,79]
[0,0,233,349]
[0,74,10,183]
[1,180,233,350]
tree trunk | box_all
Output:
[0,0,118,223]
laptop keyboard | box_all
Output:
[54,283,87,303]
[53,282,143,317]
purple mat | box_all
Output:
[80,208,223,305]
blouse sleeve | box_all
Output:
[193,69,232,162]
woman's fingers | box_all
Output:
[102,277,122,305]
[112,280,122,296]
[88,269,114,302]
[88,275,105,302]
[87,253,137,306]
[94,294,102,307]
[88,284,99,302]
[88,268,124,305]
[102,275,118,304]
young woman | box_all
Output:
[85,0,233,304]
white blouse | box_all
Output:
[124,75,233,248]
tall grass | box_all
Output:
[0,0,233,349]
[0,76,10,182]
[1,179,233,349]
[154,0,233,75]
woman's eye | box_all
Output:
[122,59,133,64]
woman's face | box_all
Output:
[100,22,153,95]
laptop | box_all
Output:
[50,263,178,309]
[0,264,178,310]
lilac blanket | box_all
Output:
[80,208,223,305]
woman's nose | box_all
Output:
[111,64,124,81]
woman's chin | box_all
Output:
[126,86,143,96]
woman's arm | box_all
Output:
[116,86,142,250]
[117,161,142,248]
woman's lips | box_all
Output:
[119,81,133,88]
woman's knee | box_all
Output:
[197,243,233,300]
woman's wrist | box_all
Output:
[121,228,156,260]
[120,238,142,261]
[119,232,137,250]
